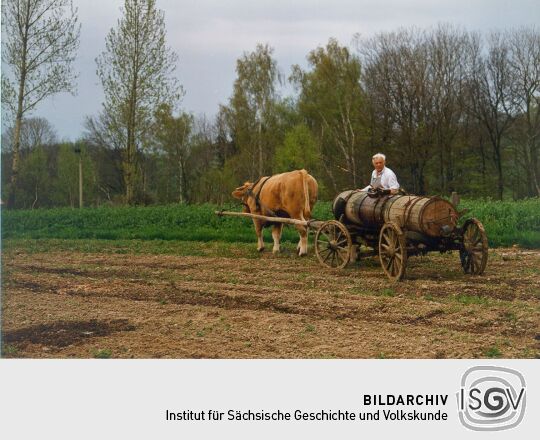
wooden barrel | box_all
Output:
[333,191,458,237]
[332,190,355,220]
[343,192,394,228]
[384,196,457,237]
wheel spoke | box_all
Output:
[319,231,331,243]
[391,258,398,276]
[465,255,471,272]
[337,246,349,256]
[323,250,333,263]
[394,258,402,276]
[471,234,482,245]
[470,254,477,273]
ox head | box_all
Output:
[232,182,252,212]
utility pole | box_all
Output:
[74,147,83,208]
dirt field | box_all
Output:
[2,241,539,358]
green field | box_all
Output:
[2,199,540,248]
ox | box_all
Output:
[232,169,318,256]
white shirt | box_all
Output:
[361,166,400,191]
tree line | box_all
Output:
[2,0,539,209]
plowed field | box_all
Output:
[2,240,539,358]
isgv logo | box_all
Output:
[457,366,526,431]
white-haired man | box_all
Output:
[361,153,400,195]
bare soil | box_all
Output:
[2,244,539,358]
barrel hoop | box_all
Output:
[357,192,370,225]
[373,194,393,224]
[378,195,395,224]
[345,189,362,202]
[405,196,425,233]
[417,197,438,235]
[383,195,400,223]
[418,196,447,235]
[423,197,457,230]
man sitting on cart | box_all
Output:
[361,153,400,195]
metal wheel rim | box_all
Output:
[379,223,407,281]
[315,220,352,269]
[460,219,488,275]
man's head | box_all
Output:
[372,153,386,173]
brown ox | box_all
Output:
[232,169,318,255]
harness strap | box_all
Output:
[254,177,271,209]
[244,176,276,217]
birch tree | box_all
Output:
[228,44,280,179]
[2,0,80,208]
[293,38,366,189]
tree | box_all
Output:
[507,28,540,197]
[466,31,518,200]
[360,30,435,194]
[2,0,80,208]
[227,43,281,179]
[2,117,57,155]
[153,104,193,203]
[95,0,182,204]
[274,124,320,173]
[17,145,50,209]
[427,25,470,193]
[293,39,366,190]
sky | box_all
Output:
[4,0,540,141]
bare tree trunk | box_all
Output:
[124,135,135,204]
[32,183,38,209]
[7,20,29,209]
[7,108,24,209]
[479,135,487,193]
[494,140,504,200]
[258,119,263,176]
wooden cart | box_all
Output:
[216,190,488,281]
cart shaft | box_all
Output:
[215,210,323,229]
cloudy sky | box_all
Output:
[9,0,540,140]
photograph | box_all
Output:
[1,0,539,362]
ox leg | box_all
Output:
[254,220,265,252]
[295,225,309,256]
[271,224,283,254]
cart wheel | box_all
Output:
[315,220,352,269]
[460,218,488,275]
[379,222,407,281]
